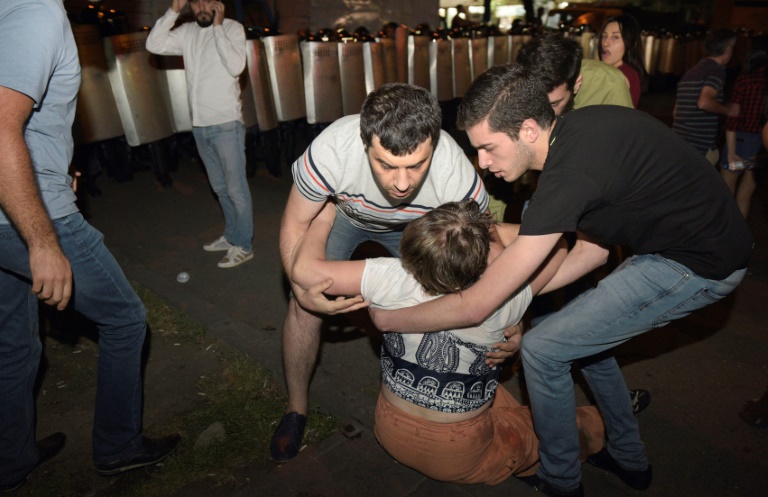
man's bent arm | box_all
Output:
[290,203,366,297]
[213,19,247,77]
[279,185,326,280]
[145,5,184,56]
[0,86,72,309]
[698,85,739,117]
[370,233,562,333]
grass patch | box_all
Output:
[122,284,338,496]
[120,353,337,497]
[134,284,210,345]
[25,282,338,497]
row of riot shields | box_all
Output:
[72,24,538,144]
[72,19,766,157]
[638,30,760,78]
[281,27,535,126]
[73,25,259,147]
[71,23,539,174]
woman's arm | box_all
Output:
[369,233,563,333]
[538,233,609,295]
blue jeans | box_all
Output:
[520,254,746,492]
[326,211,403,260]
[193,121,253,251]
[0,213,146,483]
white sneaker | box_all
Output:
[203,236,233,252]
[217,246,253,268]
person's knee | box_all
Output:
[520,332,538,364]
[286,298,323,330]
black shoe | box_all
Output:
[0,432,66,492]
[587,447,652,490]
[517,474,585,497]
[95,434,181,476]
[270,412,307,462]
[630,389,651,415]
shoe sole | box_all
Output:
[218,254,254,268]
[96,447,180,476]
[203,245,232,252]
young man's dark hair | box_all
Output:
[516,32,583,93]
[705,28,737,57]
[456,64,555,139]
[400,200,495,295]
[359,83,442,155]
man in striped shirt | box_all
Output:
[271,83,492,462]
[673,29,740,164]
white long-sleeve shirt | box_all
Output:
[146,8,246,127]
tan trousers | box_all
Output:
[373,384,605,485]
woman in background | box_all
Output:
[597,14,648,108]
[720,45,768,219]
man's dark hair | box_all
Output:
[516,32,583,92]
[457,64,555,139]
[705,28,737,57]
[400,200,495,295]
[359,83,442,156]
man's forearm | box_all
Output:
[279,225,305,281]
[698,92,733,116]
[0,128,60,250]
[290,216,333,289]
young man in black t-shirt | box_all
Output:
[367,65,753,497]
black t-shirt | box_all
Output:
[520,106,753,280]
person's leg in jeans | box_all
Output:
[274,215,402,459]
[0,258,41,485]
[193,122,253,251]
[521,254,745,492]
[52,213,147,463]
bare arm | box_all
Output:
[538,233,609,294]
[369,232,563,333]
[290,203,366,297]
[698,85,739,117]
[280,186,366,313]
[279,185,325,279]
[0,86,72,309]
[725,130,742,164]
[763,122,768,149]
[483,226,567,364]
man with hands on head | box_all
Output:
[368,65,752,496]
[270,83,510,463]
[0,0,180,490]
[147,0,254,269]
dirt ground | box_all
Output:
[15,307,226,497]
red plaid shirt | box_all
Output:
[725,66,767,133]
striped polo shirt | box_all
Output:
[672,58,727,154]
[292,115,489,232]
